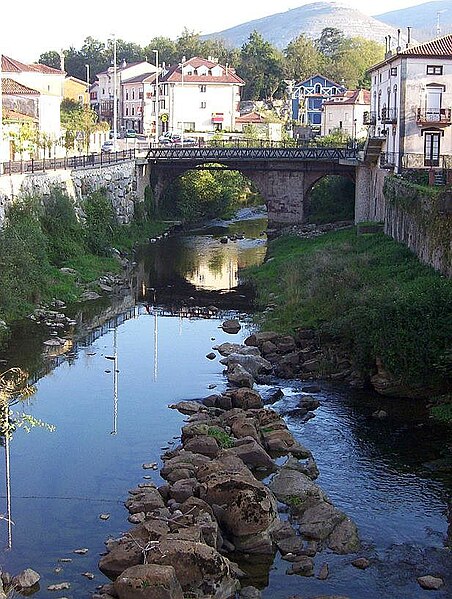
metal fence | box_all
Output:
[1,149,136,175]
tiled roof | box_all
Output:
[123,72,157,84]
[160,58,244,85]
[323,89,370,106]
[236,112,266,123]
[2,77,40,95]
[401,33,452,57]
[3,108,38,122]
[1,54,64,74]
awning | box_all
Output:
[211,113,224,123]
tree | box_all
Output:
[315,27,346,58]
[143,37,177,66]
[238,31,284,100]
[284,35,323,81]
[60,99,107,154]
[38,51,61,70]
[176,28,205,60]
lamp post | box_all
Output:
[153,49,159,146]
[180,57,185,144]
[85,64,90,106]
[112,34,118,151]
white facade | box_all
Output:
[158,58,244,134]
[321,90,370,139]
[368,34,452,170]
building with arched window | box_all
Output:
[291,74,347,132]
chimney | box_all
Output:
[397,29,401,52]
[406,27,412,48]
[59,50,65,72]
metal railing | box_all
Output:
[1,149,136,175]
[416,107,451,125]
[381,107,398,124]
[380,152,399,169]
[363,111,376,126]
[401,153,452,170]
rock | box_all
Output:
[326,517,360,554]
[275,536,304,555]
[114,564,184,599]
[261,387,284,405]
[269,469,326,511]
[206,352,216,360]
[261,428,311,458]
[13,568,40,589]
[286,556,314,576]
[220,353,272,378]
[73,548,89,554]
[240,586,262,598]
[80,291,101,301]
[244,332,279,348]
[317,562,329,580]
[417,575,444,590]
[125,487,165,514]
[48,582,71,591]
[229,437,277,472]
[213,343,260,357]
[227,363,254,388]
[168,478,198,503]
[351,557,370,569]
[82,572,95,579]
[298,501,346,541]
[100,513,110,520]
[222,319,241,334]
[145,539,239,597]
[169,401,203,415]
[372,410,388,419]
[184,435,220,458]
[227,388,263,410]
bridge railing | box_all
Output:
[1,149,136,175]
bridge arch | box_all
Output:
[303,172,356,224]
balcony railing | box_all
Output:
[380,151,398,169]
[416,107,451,125]
[381,107,398,124]
[402,153,452,170]
[363,111,376,126]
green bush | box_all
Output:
[83,189,118,256]
[306,176,355,224]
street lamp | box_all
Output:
[111,34,118,151]
[85,64,90,106]
[153,49,159,146]
[180,57,185,144]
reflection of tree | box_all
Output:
[208,251,227,276]
[0,368,54,549]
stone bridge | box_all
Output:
[141,145,369,226]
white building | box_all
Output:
[122,72,157,135]
[93,61,156,129]
[367,33,452,171]
[321,89,371,139]
[157,57,245,134]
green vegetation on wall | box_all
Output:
[306,175,355,224]
[245,229,452,391]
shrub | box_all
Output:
[83,189,117,256]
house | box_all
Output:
[1,78,40,160]
[93,61,156,129]
[157,57,245,134]
[236,112,282,141]
[367,33,452,172]
[292,74,347,130]
[2,55,64,136]
[121,72,157,135]
[321,89,371,139]
[63,76,90,106]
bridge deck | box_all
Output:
[145,146,358,163]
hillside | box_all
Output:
[375,0,452,41]
[203,1,411,49]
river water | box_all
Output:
[0,209,450,598]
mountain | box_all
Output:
[375,1,452,42]
[202,2,411,49]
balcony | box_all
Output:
[416,107,451,126]
[381,107,398,124]
[380,151,398,169]
[363,111,376,126]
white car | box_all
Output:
[101,140,115,153]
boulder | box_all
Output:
[268,469,327,511]
[184,436,220,458]
[114,564,184,599]
[222,319,241,334]
[326,517,360,554]
[298,501,346,540]
[125,488,165,514]
[146,539,239,598]
[168,478,198,503]
[226,388,263,410]
[227,364,254,388]
[244,332,279,348]
[213,343,260,357]
[417,575,444,590]
[220,354,272,378]
[169,401,203,415]
[12,568,40,590]
[286,556,314,576]
[228,437,277,472]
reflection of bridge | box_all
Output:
[141,144,367,226]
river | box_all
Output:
[0,209,450,598]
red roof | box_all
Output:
[2,77,40,95]
[1,54,64,74]
[236,112,266,124]
[323,89,370,106]
[160,57,244,86]
[401,33,452,57]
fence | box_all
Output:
[1,149,136,176]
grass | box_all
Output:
[244,228,452,395]
[207,426,235,449]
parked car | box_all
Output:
[101,140,115,153]
[125,129,137,138]
[159,132,197,146]
[108,130,121,139]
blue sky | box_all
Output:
[1,0,429,62]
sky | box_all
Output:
[1,0,430,63]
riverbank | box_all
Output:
[244,226,452,412]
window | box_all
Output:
[200,101,206,109]
[314,83,321,94]
[424,131,440,166]
[427,65,443,75]
[132,107,135,116]
[126,91,129,100]
[390,67,397,76]
[132,90,135,100]
[126,107,129,116]
[200,85,207,93]
[139,91,143,99]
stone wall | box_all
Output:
[0,160,143,226]
[383,176,452,278]
[355,164,388,223]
